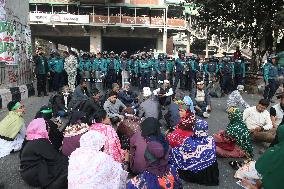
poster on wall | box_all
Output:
[25,27,32,61]
[0,0,6,22]
[0,21,17,65]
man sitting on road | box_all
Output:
[153,80,174,108]
[243,99,275,143]
[139,87,160,120]
[118,82,138,108]
[191,80,211,118]
[80,88,103,124]
[68,80,91,111]
[226,85,250,111]
[104,91,127,125]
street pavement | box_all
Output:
[0,91,268,189]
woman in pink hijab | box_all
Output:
[20,118,68,189]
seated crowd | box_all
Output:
[0,80,283,189]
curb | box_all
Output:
[0,83,35,109]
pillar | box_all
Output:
[162,31,167,52]
[186,32,190,53]
[90,29,102,53]
[156,31,167,52]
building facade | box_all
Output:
[29,0,188,54]
[0,0,32,88]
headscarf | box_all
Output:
[141,117,170,176]
[0,111,24,140]
[183,96,195,113]
[169,119,217,173]
[68,131,128,189]
[168,111,195,148]
[69,111,86,125]
[35,105,53,120]
[255,125,284,189]
[26,118,49,141]
[177,110,196,130]
[226,107,253,156]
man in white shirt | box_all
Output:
[190,80,212,118]
[270,93,284,128]
[153,80,173,107]
[243,99,275,143]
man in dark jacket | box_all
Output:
[80,88,103,124]
[191,80,212,118]
[68,80,90,111]
[118,82,138,107]
[34,48,49,97]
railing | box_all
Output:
[30,12,187,29]
[89,14,185,28]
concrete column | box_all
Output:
[186,32,190,53]
[90,29,102,53]
[156,32,167,52]
[162,31,167,53]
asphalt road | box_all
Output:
[0,91,268,189]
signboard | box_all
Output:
[30,13,90,24]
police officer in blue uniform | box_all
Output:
[174,52,186,90]
[263,56,279,102]
[219,56,235,94]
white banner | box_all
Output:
[30,13,89,24]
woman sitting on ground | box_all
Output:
[62,111,89,157]
[35,105,63,151]
[68,130,128,189]
[167,109,195,148]
[169,119,219,186]
[0,101,25,158]
[89,109,126,163]
[20,118,68,189]
[235,125,284,189]
[214,107,253,158]
[127,117,183,189]
[117,107,141,150]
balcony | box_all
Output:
[30,12,187,30]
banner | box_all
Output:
[30,13,90,24]
[0,21,17,65]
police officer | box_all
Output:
[120,51,130,87]
[263,55,279,102]
[155,53,168,83]
[106,51,120,89]
[139,52,152,89]
[129,54,140,87]
[47,51,56,92]
[166,56,175,86]
[204,55,219,85]
[174,52,186,90]
[219,56,235,94]
[234,57,246,88]
[93,52,105,90]
[79,53,92,89]
[52,51,64,92]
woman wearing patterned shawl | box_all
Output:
[62,111,89,157]
[89,109,125,163]
[20,118,68,189]
[0,101,25,158]
[68,131,128,189]
[167,110,195,148]
[169,119,219,186]
[214,107,253,158]
[127,117,182,189]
